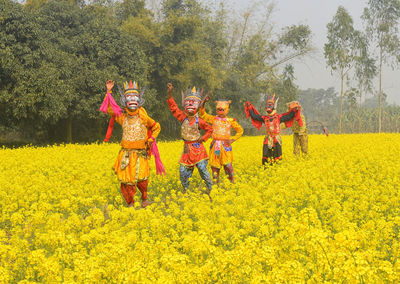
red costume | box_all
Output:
[167,97,212,166]
[245,95,302,165]
[166,84,214,191]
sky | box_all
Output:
[232,0,400,104]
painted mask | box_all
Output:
[216,100,231,117]
[118,81,145,110]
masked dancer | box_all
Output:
[166,83,213,192]
[99,80,162,207]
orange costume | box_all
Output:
[100,80,160,207]
[199,100,243,183]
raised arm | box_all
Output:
[282,101,303,127]
[244,101,264,130]
[99,80,124,124]
[279,111,295,123]
[248,109,264,122]
[166,83,187,122]
[198,107,215,124]
[198,94,215,124]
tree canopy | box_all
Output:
[1,0,314,143]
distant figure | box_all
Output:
[287,101,308,156]
[245,95,303,166]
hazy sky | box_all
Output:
[232,0,400,104]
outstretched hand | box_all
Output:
[106,80,114,93]
[167,83,173,98]
[200,93,210,108]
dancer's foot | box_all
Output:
[141,199,150,208]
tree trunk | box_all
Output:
[358,83,362,133]
[378,45,382,133]
[66,116,72,143]
[339,71,344,134]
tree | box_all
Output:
[269,64,298,113]
[217,2,312,119]
[0,0,148,143]
[362,0,400,133]
[324,6,358,133]
[353,31,376,132]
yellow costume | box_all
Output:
[107,105,161,185]
[199,108,243,168]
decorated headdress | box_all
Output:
[181,86,203,105]
[286,101,301,111]
[117,80,145,108]
[265,93,279,110]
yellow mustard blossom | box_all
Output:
[0,134,399,282]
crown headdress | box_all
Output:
[181,86,203,105]
[117,80,146,108]
[123,80,139,94]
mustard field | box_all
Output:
[1,134,400,283]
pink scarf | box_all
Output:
[150,136,166,175]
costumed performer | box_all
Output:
[199,95,243,184]
[245,94,302,166]
[166,83,213,192]
[99,80,162,207]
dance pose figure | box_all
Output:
[99,80,162,207]
[166,83,213,192]
[199,96,243,184]
[245,95,302,165]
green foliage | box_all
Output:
[362,0,400,132]
[0,0,148,142]
[298,87,400,133]
[324,6,357,73]
[324,6,360,133]
[0,0,314,143]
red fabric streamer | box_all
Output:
[244,102,263,130]
[104,116,115,142]
[151,138,166,176]
[281,108,303,128]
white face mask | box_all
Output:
[125,93,140,110]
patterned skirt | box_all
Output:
[113,148,150,185]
